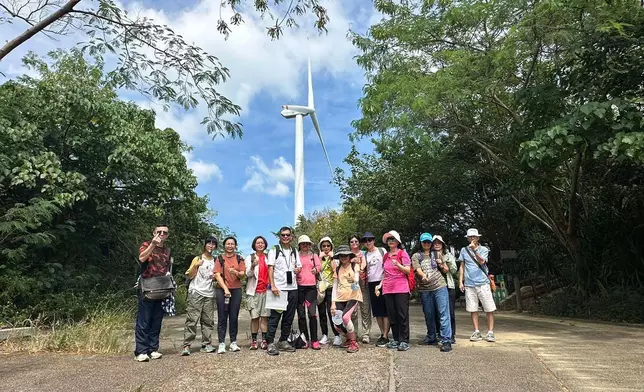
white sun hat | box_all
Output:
[298,235,313,245]
[382,230,402,244]
[465,228,482,238]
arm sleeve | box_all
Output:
[331,272,338,302]
[401,250,411,266]
[411,254,421,271]
[214,258,222,274]
[245,255,254,277]
[446,254,457,275]
[185,257,200,275]
[267,248,276,266]
[479,246,490,262]
[314,254,321,270]
[295,250,302,268]
[238,259,246,272]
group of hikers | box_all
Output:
[134,224,497,362]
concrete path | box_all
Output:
[1,305,643,392]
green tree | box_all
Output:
[1,0,330,138]
[0,50,224,322]
[349,0,644,293]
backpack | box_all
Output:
[384,250,416,292]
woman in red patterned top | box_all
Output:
[135,224,171,362]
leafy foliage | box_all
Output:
[0,51,225,324]
[0,0,330,138]
[343,0,644,295]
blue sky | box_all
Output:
[0,0,379,254]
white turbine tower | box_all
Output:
[281,58,333,225]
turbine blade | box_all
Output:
[308,57,314,109]
[310,111,333,176]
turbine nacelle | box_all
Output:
[280,105,314,119]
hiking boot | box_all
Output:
[181,346,191,356]
[217,343,226,354]
[486,331,496,342]
[342,338,350,348]
[267,343,279,356]
[311,341,321,350]
[347,340,359,353]
[440,342,452,352]
[229,342,241,352]
[421,337,438,346]
[361,335,370,344]
[135,354,150,362]
[200,344,216,353]
[470,331,483,341]
[333,335,342,347]
[451,337,456,344]
[319,334,329,345]
[250,340,258,350]
[260,340,268,350]
[397,342,410,351]
[149,351,162,360]
[277,340,295,352]
[386,340,399,349]
[376,336,389,347]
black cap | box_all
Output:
[361,232,376,241]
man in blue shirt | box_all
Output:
[458,228,496,342]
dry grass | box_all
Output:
[1,302,135,354]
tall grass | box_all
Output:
[2,298,136,354]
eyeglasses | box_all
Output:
[364,238,375,243]
[350,240,360,244]
[280,233,292,238]
[386,238,397,242]
[156,231,168,235]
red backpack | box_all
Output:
[383,250,416,292]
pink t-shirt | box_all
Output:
[297,253,321,286]
[382,250,411,294]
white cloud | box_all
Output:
[184,152,223,183]
[243,156,294,197]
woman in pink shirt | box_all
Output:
[375,230,412,351]
[296,235,322,350]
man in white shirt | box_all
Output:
[266,226,302,355]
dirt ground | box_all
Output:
[1,304,643,392]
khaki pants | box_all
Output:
[359,278,372,339]
[183,292,215,347]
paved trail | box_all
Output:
[1,305,643,392]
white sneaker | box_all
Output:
[229,341,240,352]
[135,354,150,362]
[217,343,226,354]
[319,334,329,345]
[149,351,162,360]
[333,335,342,347]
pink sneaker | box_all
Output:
[250,340,258,350]
[311,341,321,350]
[260,340,268,350]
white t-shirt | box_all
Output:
[366,247,386,283]
[189,256,215,298]
[267,245,301,291]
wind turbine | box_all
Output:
[281,58,333,225]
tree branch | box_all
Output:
[0,0,81,61]
[489,93,523,125]
[567,147,582,236]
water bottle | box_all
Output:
[224,295,230,312]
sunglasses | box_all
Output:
[363,238,375,243]
[421,240,432,244]
[350,240,360,244]
[156,230,168,235]
[280,233,292,237]
[386,238,397,242]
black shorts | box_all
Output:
[368,281,387,317]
